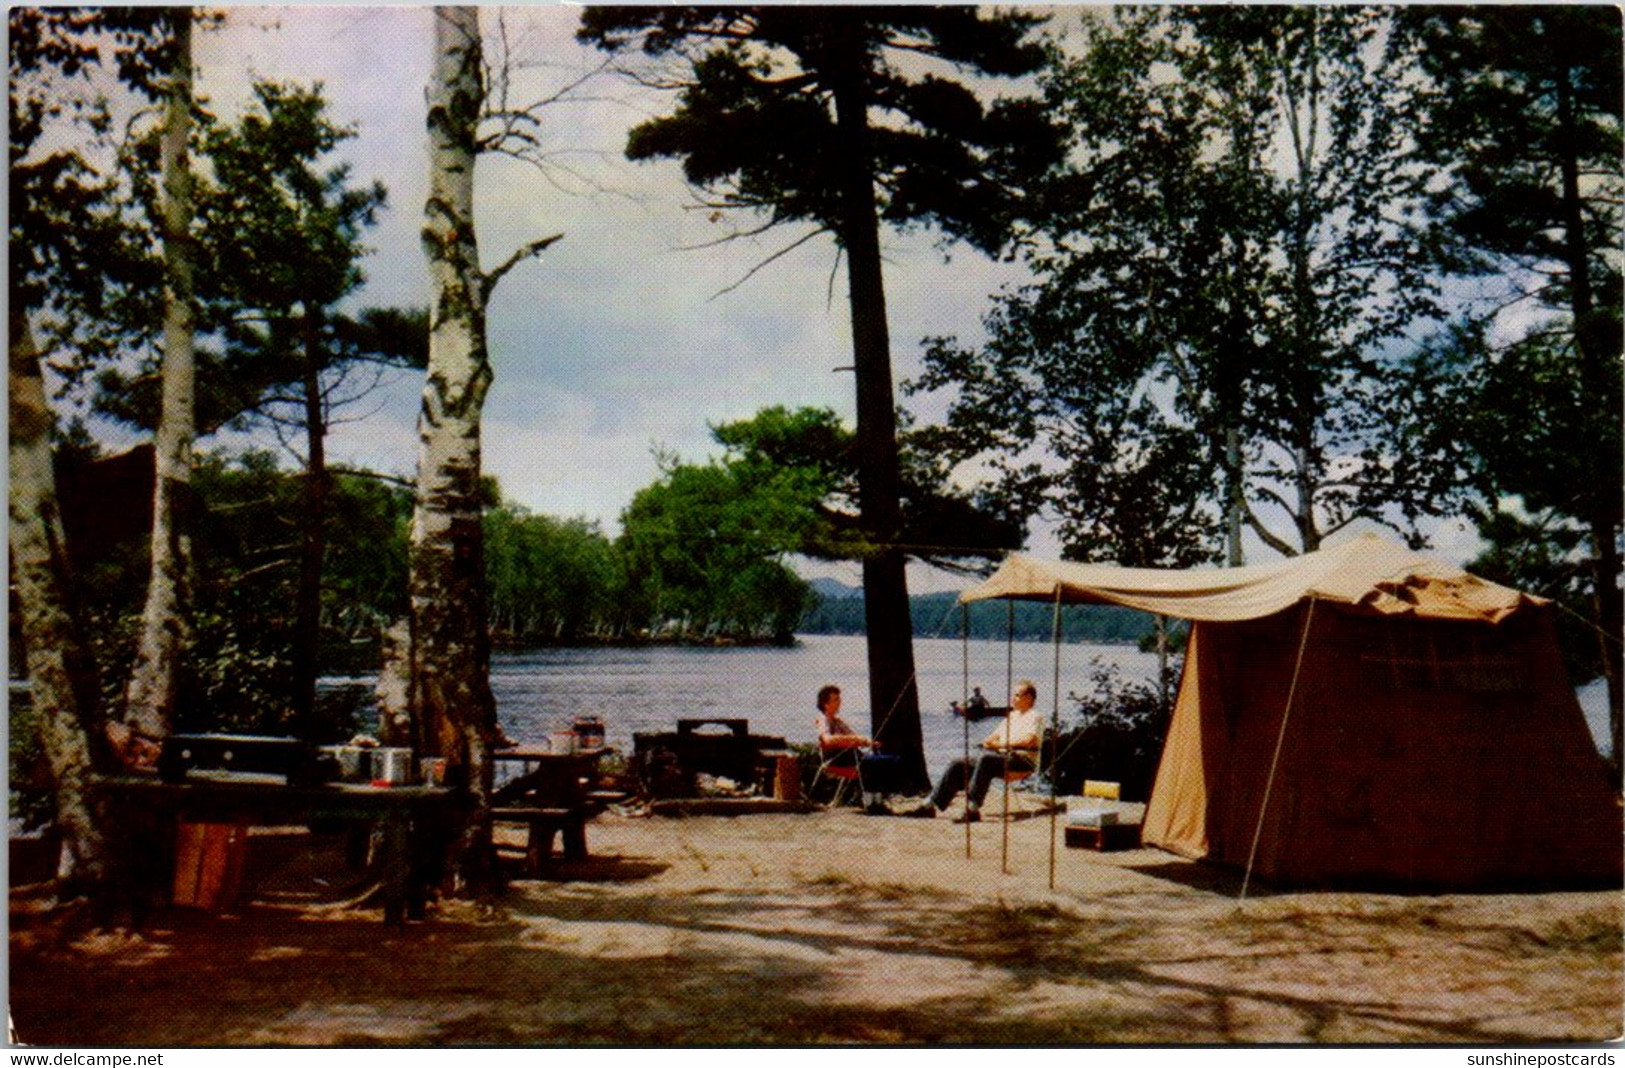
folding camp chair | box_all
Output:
[991,735,1060,821]
[812,740,866,808]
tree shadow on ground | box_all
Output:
[502,855,671,884]
[10,850,1618,1045]
[493,878,1609,1045]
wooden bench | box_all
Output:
[586,789,632,809]
[492,806,588,867]
[491,787,633,868]
[490,749,628,874]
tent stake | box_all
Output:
[1240,597,1318,903]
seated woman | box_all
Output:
[912,679,1043,823]
[816,685,897,815]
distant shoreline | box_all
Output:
[486,630,1148,652]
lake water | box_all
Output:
[487,634,1162,773]
[327,631,1614,770]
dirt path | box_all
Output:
[10,809,1622,1045]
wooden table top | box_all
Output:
[493,746,614,762]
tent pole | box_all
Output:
[1002,600,1015,873]
[962,603,971,860]
[1049,585,1063,891]
[1240,598,1318,903]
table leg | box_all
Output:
[524,821,554,872]
[377,813,411,926]
[562,816,588,862]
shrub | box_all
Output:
[1047,659,1178,802]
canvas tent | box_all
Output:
[960,534,1622,890]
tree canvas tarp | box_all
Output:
[960,534,1622,890]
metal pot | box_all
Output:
[373,747,414,784]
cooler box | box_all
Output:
[172,821,249,909]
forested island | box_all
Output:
[799,586,1155,646]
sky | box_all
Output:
[70,5,1494,592]
[175,6,1044,594]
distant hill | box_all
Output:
[807,576,862,600]
[799,587,1158,645]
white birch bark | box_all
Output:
[122,10,195,751]
[414,5,500,883]
[8,314,114,888]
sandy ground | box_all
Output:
[9,805,1623,1046]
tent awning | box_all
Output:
[958,533,1543,623]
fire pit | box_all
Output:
[632,718,788,798]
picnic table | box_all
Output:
[97,772,459,925]
[490,747,626,871]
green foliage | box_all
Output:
[8,689,54,830]
[578,7,1061,253]
[92,79,414,436]
[1394,8,1622,708]
[321,471,414,658]
[708,404,1021,571]
[619,427,819,643]
[484,507,623,643]
[613,405,1021,642]
[915,7,1450,564]
[58,447,412,731]
[1048,661,1176,803]
[8,8,168,374]
[1404,7,1622,311]
[201,81,385,312]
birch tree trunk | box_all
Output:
[123,9,195,753]
[1224,427,1245,566]
[414,5,500,887]
[8,313,116,890]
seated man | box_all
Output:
[913,679,1043,823]
[816,684,898,815]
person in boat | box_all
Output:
[911,679,1043,823]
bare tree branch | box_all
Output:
[1244,500,1298,558]
[482,232,564,300]
[329,465,416,490]
[674,213,781,251]
[709,225,830,299]
[826,244,844,311]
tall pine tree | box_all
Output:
[196,81,388,740]
[1402,6,1623,773]
[579,7,1059,784]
